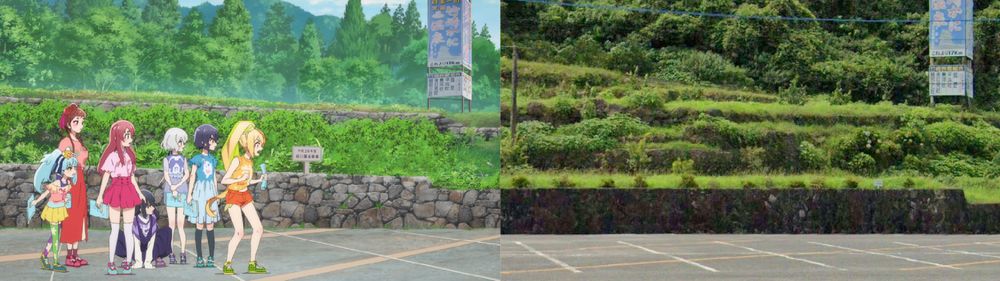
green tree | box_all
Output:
[66,0,111,19]
[175,9,211,90]
[329,0,373,59]
[255,3,298,101]
[369,5,395,64]
[209,0,254,92]
[54,7,140,90]
[119,0,140,23]
[298,57,343,102]
[298,19,322,62]
[0,7,41,84]
[142,0,180,30]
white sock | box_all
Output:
[108,223,120,262]
[123,222,135,265]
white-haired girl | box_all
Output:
[161,128,190,264]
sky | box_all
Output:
[178,0,501,46]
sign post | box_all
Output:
[427,0,473,111]
[292,146,323,174]
[929,0,974,106]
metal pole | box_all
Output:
[511,43,519,141]
[304,162,310,174]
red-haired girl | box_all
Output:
[57,103,90,267]
[96,120,146,275]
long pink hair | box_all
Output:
[98,120,136,174]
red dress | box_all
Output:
[59,138,88,243]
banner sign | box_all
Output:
[929,64,973,97]
[428,0,472,69]
[929,0,973,58]
[428,72,472,100]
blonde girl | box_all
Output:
[205,121,268,275]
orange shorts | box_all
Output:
[226,189,253,207]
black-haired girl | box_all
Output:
[187,124,220,268]
[115,189,172,269]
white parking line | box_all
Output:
[894,242,1000,259]
[716,241,846,271]
[390,230,501,246]
[265,230,499,281]
[809,242,959,270]
[618,241,718,272]
[514,241,581,273]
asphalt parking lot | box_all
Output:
[501,234,1000,281]
[0,227,499,281]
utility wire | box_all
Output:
[505,0,1000,24]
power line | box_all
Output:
[506,0,1000,24]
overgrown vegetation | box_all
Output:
[0,100,497,189]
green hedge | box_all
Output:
[0,100,497,189]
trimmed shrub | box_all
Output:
[685,114,758,149]
[511,176,531,188]
[844,178,859,189]
[557,113,649,140]
[672,159,696,174]
[679,174,699,188]
[633,175,649,188]
[552,175,577,188]
[625,91,663,111]
[925,121,991,156]
[789,180,807,188]
[600,178,616,188]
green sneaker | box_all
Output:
[40,254,50,270]
[206,256,215,268]
[221,261,235,275]
[247,260,268,274]
[50,261,67,273]
[194,256,205,268]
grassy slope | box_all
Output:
[501,60,1000,203]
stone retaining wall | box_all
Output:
[0,97,500,140]
[0,164,500,229]
[502,188,1000,234]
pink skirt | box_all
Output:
[103,177,142,209]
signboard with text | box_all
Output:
[428,0,472,69]
[929,64,973,97]
[930,0,973,58]
[427,72,472,100]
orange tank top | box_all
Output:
[228,156,253,192]
[49,181,70,203]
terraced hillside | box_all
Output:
[500,59,1000,203]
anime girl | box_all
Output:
[32,149,79,273]
[96,120,146,275]
[187,124,220,268]
[57,103,89,268]
[115,190,172,269]
[160,128,190,264]
[206,121,268,275]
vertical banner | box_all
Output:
[929,0,973,58]
[428,0,472,69]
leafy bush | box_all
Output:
[777,80,808,105]
[550,98,578,124]
[844,178,859,189]
[742,180,757,189]
[740,146,766,172]
[685,114,758,149]
[671,159,695,174]
[600,178,616,188]
[624,91,663,111]
[833,130,899,172]
[848,153,877,175]
[789,180,807,188]
[557,113,649,140]
[633,175,648,188]
[511,176,531,188]
[798,141,827,171]
[903,178,916,189]
[679,174,699,188]
[925,121,991,156]
[552,175,577,188]
[655,49,752,86]
[577,98,605,120]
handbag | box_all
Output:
[183,198,198,217]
